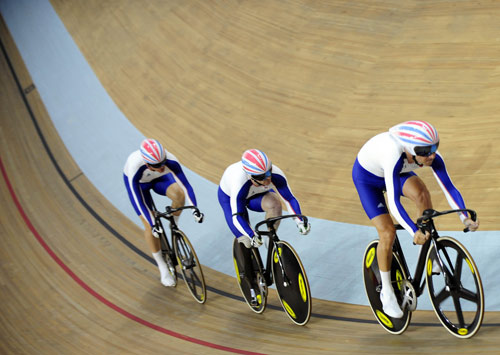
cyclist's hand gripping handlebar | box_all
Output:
[157,205,203,221]
[254,214,309,237]
[417,208,477,234]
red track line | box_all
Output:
[0,156,265,355]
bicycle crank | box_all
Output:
[400,280,417,312]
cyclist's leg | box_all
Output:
[372,214,403,317]
[153,174,184,222]
[247,191,282,230]
[129,183,174,287]
[353,161,402,317]
[261,191,282,228]
[401,174,433,216]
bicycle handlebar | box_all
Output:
[254,214,308,235]
[417,208,477,233]
[155,205,201,219]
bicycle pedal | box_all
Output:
[250,288,258,306]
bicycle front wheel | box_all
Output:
[173,231,207,304]
[426,237,484,338]
[271,241,311,326]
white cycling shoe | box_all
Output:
[160,269,175,287]
[380,290,404,318]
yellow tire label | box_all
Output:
[458,328,468,336]
[233,258,241,283]
[396,270,403,290]
[366,247,376,268]
[465,258,475,274]
[298,273,307,302]
[427,258,433,276]
[376,309,394,328]
[273,247,282,263]
[257,294,262,305]
[282,300,296,319]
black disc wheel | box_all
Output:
[232,239,267,313]
[362,240,411,335]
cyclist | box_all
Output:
[123,138,203,287]
[218,149,310,303]
[352,121,479,318]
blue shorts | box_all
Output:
[352,158,415,220]
[124,173,177,227]
[218,187,272,237]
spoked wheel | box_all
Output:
[232,239,267,313]
[160,234,177,287]
[173,231,206,304]
[426,237,484,338]
[362,240,411,334]
[271,241,311,326]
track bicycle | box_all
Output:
[153,204,207,304]
[363,208,484,338]
[232,214,312,326]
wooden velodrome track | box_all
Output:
[1,1,500,354]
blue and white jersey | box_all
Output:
[123,150,197,209]
[356,132,467,236]
[219,162,303,238]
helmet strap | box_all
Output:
[413,155,423,167]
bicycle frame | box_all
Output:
[392,208,477,298]
[254,214,309,287]
[153,203,201,241]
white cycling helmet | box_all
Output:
[389,120,439,156]
[241,149,272,180]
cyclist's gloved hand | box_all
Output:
[464,218,479,232]
[251,235,263,248]
[297,221,311,235]
[193,209,204,223]
[413,229,429,245]
[237,235,262,248]
[152,225,163,238]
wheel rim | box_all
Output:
[174,231,206,304]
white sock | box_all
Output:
[380,270,393,294]
[152,251,168,274]
[174,215,180,224]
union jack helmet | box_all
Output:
[389,121,440,156]
[140,138,166,165]
[241,149,272,179]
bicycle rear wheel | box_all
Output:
[426,237,484,338]
[173,230,206,304]
[362,240,411,335]
[271,241,311,326]
[232,239,267,314]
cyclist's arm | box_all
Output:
[165,155,198,206]
[384,155,418,236]
[431,153,468,222]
